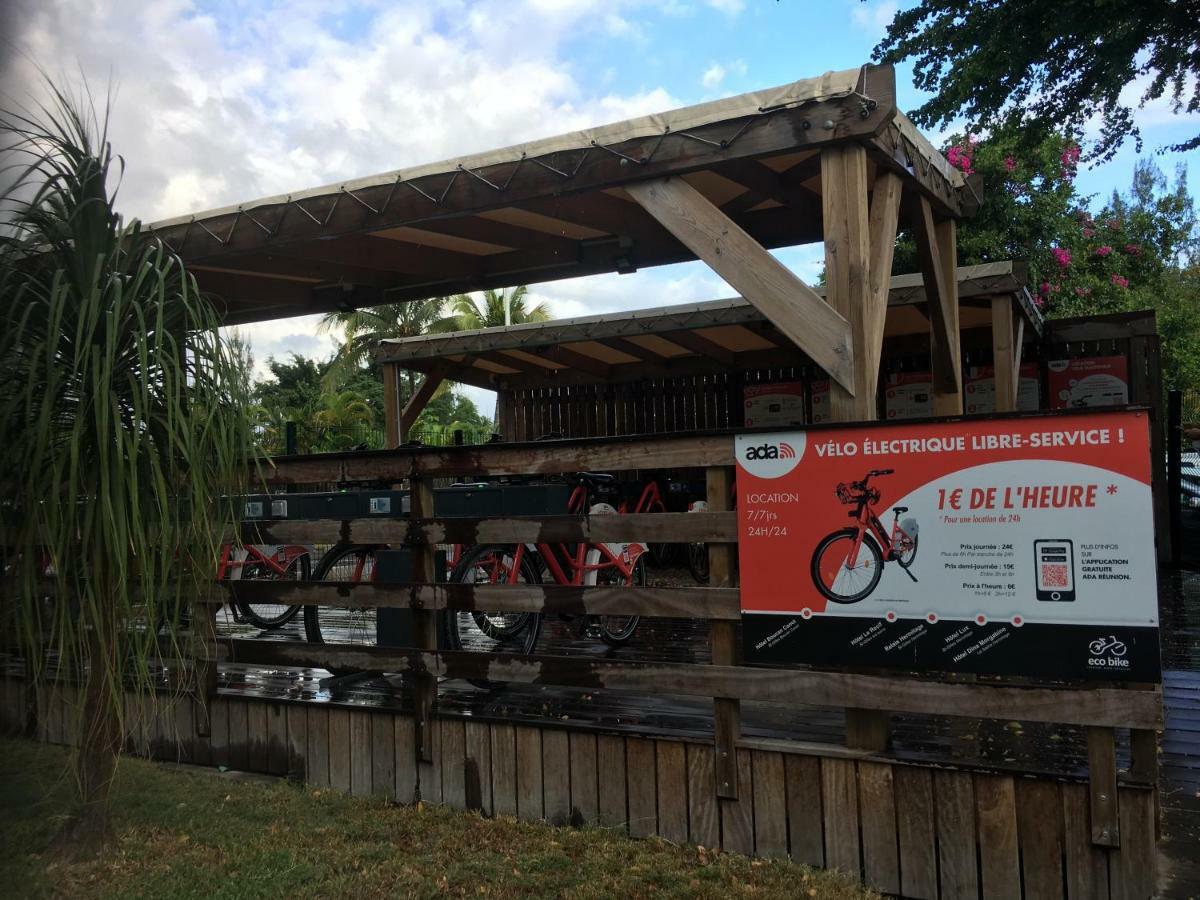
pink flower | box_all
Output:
[1083,226,1096,238]
[1051,248,1072,268]
[1038,281,1051,296]
[1124,243,1141,256]
[1059,144,1081,177]
[1004,156,1016,172]
[1075,287,1092,297]
[1034,296,1047,309]
[1095,246,1113,257]
[1110,273,1129,288]
[946,137,976,175]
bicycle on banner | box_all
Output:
[810,468,919,604]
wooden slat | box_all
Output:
[569,732,599,826]
[225,578,741,621]
[371,713,395,798]
[934,770,978,900]
[464,720,492,814]
[685,742,719,848]
[235,511,737,546]
[707,466,741,801]
[328,708,351,792]
[286,704,307,781]
[655,740,689,844]
[542,728,570,826]
[174,696,196,764]
[895,767,938,900]
[598,734,628,831]
[261,431,735,484]
[227,698,249,771]
[821,758,861,875]
[490,724,517,817]
[1062,782,1109,900]
[247,700,268,772]
[785,754,824,866]
[1016,779,1064,900]
[267,703,288,775]
[858,762,899,894]
[1109,787,1156,900]
[223,642,1164,731]
[991,295,1018,412]
[975,774,1021,899]
[515,725,543,821]
[441,718,467,810]
[864,170,903,388]
[206,695,227,768]
[306,706,331,788]
[626,176,855,392]
[626,737,657,839]
[751,750,788,858]
[395,715,417,803]
[911,196,961,398]
[1086,725,1120,846]
[719,748,755,854]
[350,711,373,796]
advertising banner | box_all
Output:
[736,410,1160,681]
[743,382,805,428]
[1048,356,1129,408]
[964,364,1041,414]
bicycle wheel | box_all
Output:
[810,528,883,604]
[303,544,384,653]
[238,551,309,629]
[686,542,710,584]
[447,544,542,655]
[598,553,645,647]
[896,520,919,569]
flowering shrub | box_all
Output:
[1111,273,1129,288]
[1095,245,1113,257]
[946,137,976,175]
[1051,247,1072,268]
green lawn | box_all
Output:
[0,738,875,899]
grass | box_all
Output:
[0,738,876,899]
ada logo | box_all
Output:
[736,432,806,479]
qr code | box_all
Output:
[1041,564,1069,588]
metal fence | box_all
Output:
[258,423,497,456]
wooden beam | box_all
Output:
[533,345,613,379]
[864,172,903,388]
[1011,312,1025,401]
[403,215,580,256]
[383,363,401,448]
[820,145,873,418]
[715,160,821,217]
[399,368,447,440]
[910,197,961,405]
[990,295,1017,413]
[659,329,737,367]
[934,217,962,413]
[626,176,854,393]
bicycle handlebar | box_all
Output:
[866,468,894,478]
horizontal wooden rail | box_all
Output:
[224,581,742,619]
[257,432,735,484]
[216,641,1163,731]
[234,511,738,545]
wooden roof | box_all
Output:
[144,63,973,325]
[376,262,1039,390]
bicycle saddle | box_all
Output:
[577,472,616,486]
[892,506,909,515]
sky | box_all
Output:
[3,0,1198,417]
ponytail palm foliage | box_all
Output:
[0,85,254,848]
[446,286,550,330]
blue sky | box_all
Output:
[7,0,1197,412]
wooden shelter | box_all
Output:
[375,261,1041,443]
[148,62,978,426]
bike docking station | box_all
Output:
[90,62,1174,897]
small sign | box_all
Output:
[884,371,933,420]
[964,364,1041,414]
[743,382,804,428]
[1048,356,1129,408]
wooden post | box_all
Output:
[383,363,401,449]
[706,465,741,799]
[864,171,904,389]
[823,146,892,752]
[1086,726,1120,847]
[400,368,447,444]
[991,296,1017,413]
[911,198,962,414]
[191,595,218,736]
[408,477,438,765]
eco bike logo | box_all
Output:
[810,469,920,603]
[1087,635,1131,670]
[737,434,806,479]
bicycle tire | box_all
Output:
[238,552,309,629]
[447,544,542,688]
[897,531,919,570]
[303,544,386,663]
[810,528,883,604]
[686,542,710,584]
[598,554,645,647]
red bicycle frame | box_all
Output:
[844,484,913,569]
[217,543,310,580]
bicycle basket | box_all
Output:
[835,482,858,504]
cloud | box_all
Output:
[703,0,744,14]
[700,58,746,90]
[851,0,898,37]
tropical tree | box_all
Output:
[0,86,254,851]
[318,299,455,390]
[873,0,1200,159]
[445,286,550,330]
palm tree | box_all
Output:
[0,84,253,851]
[445,286,551,330]
[318,299,455,390]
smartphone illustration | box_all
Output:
[1034,539,1075,602]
